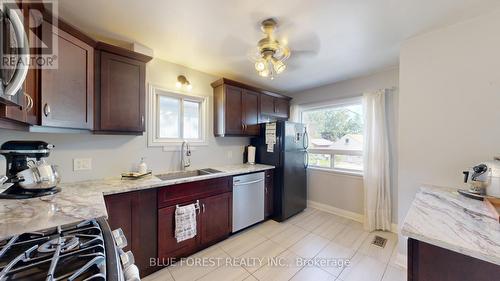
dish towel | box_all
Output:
[174,203,197,243]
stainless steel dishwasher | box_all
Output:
[232,172,265,232]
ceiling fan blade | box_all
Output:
[291,50,318,58]
[283,33,321,61]
[220,35,254,58]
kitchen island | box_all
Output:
[401,185,500,280]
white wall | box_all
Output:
[288,68,399,223]
[398,8,500,253]
[0,58,249,182]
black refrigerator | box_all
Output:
[251,121,308,221]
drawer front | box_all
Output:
[158,177,231,208]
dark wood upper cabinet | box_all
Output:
[94,42,152,134]
[274,98,290,118]
[223,85,243,135]
[260,93,290,120]
[242,90,260,135]
[260,94,275,116]
[212,83,259,136]
[211,78,291,137]
[40,21,94,129]
[0,8,153,133]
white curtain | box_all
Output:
[363,90,392,232]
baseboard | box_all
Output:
[391,223,399,234]
[307,199,399,234]
[394,253,407,269]
[307,200,364,223]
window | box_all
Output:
[149,86,207,146]
[301,99,364,173]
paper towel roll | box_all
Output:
[247,146,256,164]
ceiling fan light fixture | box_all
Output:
[249,18,292,80]
[255,59,267,72]
[258,68,270,77]
[272,58,286,74]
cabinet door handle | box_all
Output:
[141,115,145,126]
[43,103,51,117]
[23,93,33,112]
[28,95,34,112]
[202,203,206,213]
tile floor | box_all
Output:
[144,208,406,281]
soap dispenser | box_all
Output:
[138,157,148,174]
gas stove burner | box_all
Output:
[37,235,80,253]
[0,218,117,281]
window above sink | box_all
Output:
[148,85,208,147]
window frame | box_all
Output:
[299,96,364,175]
[148,84,208,147]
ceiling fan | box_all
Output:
[250,18,291,80]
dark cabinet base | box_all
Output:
[408,238,500,281]
[104,189,157,278]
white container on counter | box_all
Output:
[247,146,256,164]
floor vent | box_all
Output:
[372,235,387,248]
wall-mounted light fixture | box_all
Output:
[175,75,192,91]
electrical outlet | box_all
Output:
[73,158,92,171]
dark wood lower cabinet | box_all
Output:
[408,238,500,281]
[104,189,157,278]
[104,172,273,278]
[157,203,200,260]
[157,179,232,264]
[200,193,232,245]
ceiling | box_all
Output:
[58,0,500,93]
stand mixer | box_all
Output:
[0,140,61,199]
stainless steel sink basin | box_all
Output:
[155,168,222,181]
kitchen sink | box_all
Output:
[155,168,222,181]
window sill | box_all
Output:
[160,142,208,152]
[307,166,363,178]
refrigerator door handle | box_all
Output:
[303,128,309,149]
[304,151,309,169]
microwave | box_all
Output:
[0,2,29,107]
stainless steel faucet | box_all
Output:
[181,140,191,171]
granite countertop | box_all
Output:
[0,163,274,240]
[401,185,500,265]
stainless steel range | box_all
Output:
[0,218,139,281]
